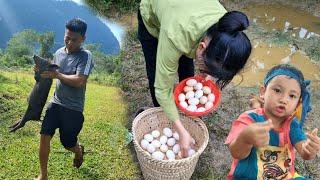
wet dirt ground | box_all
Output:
[233,43,320,88]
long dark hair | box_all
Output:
[203,11,251,88]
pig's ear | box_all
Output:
[33,55,40,65]
[34,59,38,65]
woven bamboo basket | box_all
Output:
[132,107,209,180]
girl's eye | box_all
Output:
[290,94,297,99]
[273,88,281,93]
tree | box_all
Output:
[39,32,55,59]
[85,43,121,74]
[6,29,38,57]
[0,30,55,67]
[1,29,38,67]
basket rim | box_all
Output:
[132,107,209,164]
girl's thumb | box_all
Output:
[311,128,318,136]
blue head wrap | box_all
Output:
[263,68,312,126]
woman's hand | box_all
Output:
[198,73,215,82]
[174,119,193,158]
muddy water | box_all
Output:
[232,43,320,87]
[243,3,320,35]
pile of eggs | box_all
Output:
[178,79,215,112]
[140,127,196,161]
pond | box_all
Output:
[232,2,320,88]
[233,43,320,87]
[243,3,320,36]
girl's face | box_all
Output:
[260,75,301,121]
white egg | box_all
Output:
[152,151,165,160]
[186,105,197,112]
[194,90,204,99]
[178,93,186,102]
[140,139,149,150]
[186,79,197,86]
[188,149,196,157]
[172,144,180,154]
[163,127,173,137]
[196,107,206,112]
[144,134,154,142]
[185,91,195,99]
[160,144,168,153]
[205,101,213,110]
[194,82,203,90]
[202,86,211,94]
[160,135,168,145]
[177,151,182,159]
[151,130,160,138]
[147,143,156,153]
[183,86,193,93]
[188,98,199,106]
[208,93,215,102]
[167,138,176,146]
[179,101,188,109]
[166,150,175,160]
[199,96,208,104]
[151,140,161,148]
[173,132,179,141]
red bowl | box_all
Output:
[174,76,221,117]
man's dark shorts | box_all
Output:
[40,103,84,148]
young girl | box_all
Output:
[225,64,320,179]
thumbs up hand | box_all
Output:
[243,119,274,148]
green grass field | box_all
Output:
[0,71,140,179]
